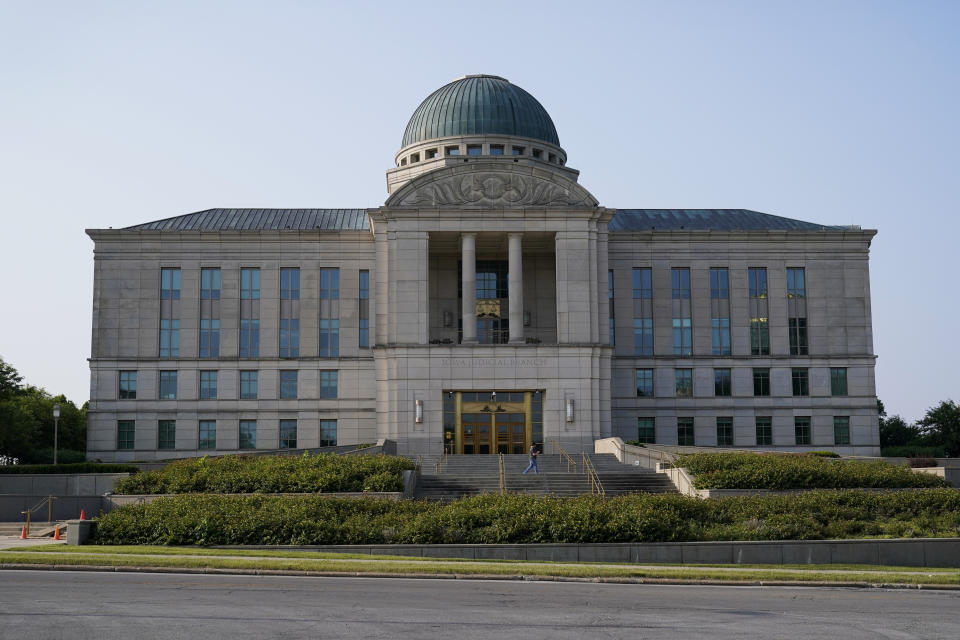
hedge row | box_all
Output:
[0,462,140,475]
[675,452,949,490]
[92,489,960,546]
[112,453,414,495]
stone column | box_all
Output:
[461,233,477,344]
[508,232,524,343]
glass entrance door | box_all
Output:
[496,413,527,454]
[450,391,542,454]
[461,413,491,455]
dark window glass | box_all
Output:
[631,268,652,299]
[159,371,177,400]
[240,319,260,357]
[633,318,653,356]
[672,318,692,357]
[830,368,848,396]
[467,145,482,156]
[240,371,258,399]
[159,319,180,357]
[711,318,731,356]
[320,370,338,399]
[200,268,221,300]
[788,317,808,355]
[834,416,850,445]
[787,268,806,298]
[677,417,695,446]
[280,268,300,300]
[199,370,217,400]
[753,368,770,396]
[160,268,181,300]
[792,368,809,397]
[795,417,811,445]
[240,268,261,299]
[608,270,615,347]
[199,318,220,358]
[119,371,137,399]
[756,417,772,446]
[239,420,256,449]
[635,368,654,397]
[714,368,732,396]
[319,319,339,357]
[716,417,733,446]
[489,144,504,155]
[512,146,525,156]
[709,268,729,299]
[637,418,655,444]
[279,318,300,358]
[750,318,769,355]
[279,420,297,449]
[675,369,693,398]
[117,420,135,450]
[280,371,298,399]
[320,419,337,447]
[359,270,370,299]
[671,268,690,299]
[748,267,767,298]
[320,268,340,299]
[445,146,459,156]
[158,420,176,450]
[198,420,216,450]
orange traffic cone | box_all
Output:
[53,526,61,541]
[79,509,85,521]
[20,525,27,539]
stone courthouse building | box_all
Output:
[86,75,880,461]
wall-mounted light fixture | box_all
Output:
[443,311,453,328]
[491,391,497,402]
[415,399,423,423]
[565,398,575,423]
[523,311,531,327]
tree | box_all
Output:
[0,358,24,400]
[917,400,960,457]
[879,414,923,448]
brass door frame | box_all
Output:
[452,391,533,454]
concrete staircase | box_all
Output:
[412,453,675,501]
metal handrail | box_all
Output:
[498,453,506,494]
[434,451,447,473]
[20,495,58,536]
[549,439,577,472]
[581,453,605,496]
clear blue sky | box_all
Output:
[1,1,956,422]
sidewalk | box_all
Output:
[0,536,67,550]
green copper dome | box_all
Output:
[401,75,560,148]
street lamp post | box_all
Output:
[52,403,60,465]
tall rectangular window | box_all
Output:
[200,268,220,299]
[160,268,180,358]
[279,419,297,449]
[320,370,338,399]
[830,368,848,396]
[198,267,220,357]
[637,417,655,444]
[710,267,731,356]
[608,270,615,346]
[199,319,220,358]
[319,268,340,357]
[714,368,732,396]
[716,417,733,447]
[671,268,690,299]
[159,371,177,400]
[280,268,300,357]
[834,416,850,445]
[675,369,693,398]
[240,370,258,400]
[359,269,370,349]
[158,420,176,450]
[792,368,809,396]
[198,420,216,450]
[239,420,257,450]
[632,268,653,356]
[635,368,654,397]
[119,371,137,399]
[795,416,811,445]
[786,268,806,298]
[280,370,298,399]
[753,368,770,396]
[672,268,692,357]
[240,268,260,357]
[117,420,135,450]
[199,370,217,400]
[788,318,808,356]
[709,268,729,299]
[748,267,769,355]
[677,417,695,446]
[319,419,338,447]
[711,318,731,357]
[672,318,692,357]
[756,417,772,446]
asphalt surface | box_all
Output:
[2,570,959,639]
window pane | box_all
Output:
[240,371,258,400]
[671,268,690,299]
[792,368,809,396]
[159,371,177,400]
[714,368,731,396]
[677,417,695,446]
[637,418,655,444]
[675,369,693,397]
[709,268,729,299]
[716,417,733,446]
[632,268,651,299]
[198,420,216,450]
[119,371,137,399]
[320,370,338,399]
[635,369,654,397]
[239,420,257,449]
[831,368,848,396]
[753,369,770,396]
[117,420,135,450]
[795,417,811,445]
[279,420,297,449]
[320,419,337,447]
[756,417,772,446]
[834,416,850,445]
[280,371,298,399]
[158,420,176,449]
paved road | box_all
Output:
[1,570,958,639]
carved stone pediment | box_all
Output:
[387,166,597,209]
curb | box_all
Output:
[2,563,958,591]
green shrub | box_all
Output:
[806,451,840,458]
[92,489,960,546]
[675,452,949,490]
[882,445,946,458]
[111,453,413,495]
[0,462,140,475]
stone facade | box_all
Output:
[85,75,879,460]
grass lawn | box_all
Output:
[2,545,958,587]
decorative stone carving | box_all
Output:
[396,172,592,208]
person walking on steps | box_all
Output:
[522,443,539,474]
